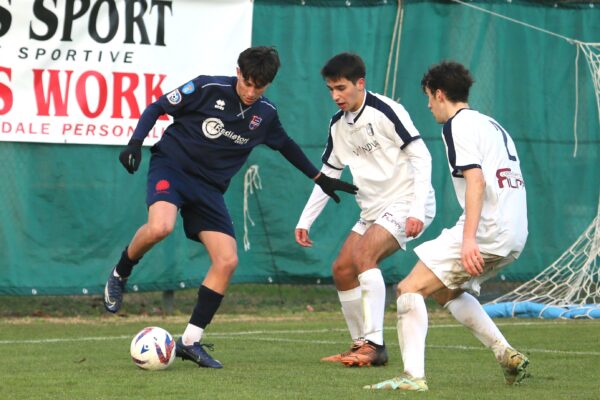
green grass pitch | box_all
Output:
[1,312,599,399]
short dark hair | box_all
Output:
[421,61,474,103]
[321,52,366,84]
[237,46,281,88]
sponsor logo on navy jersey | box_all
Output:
[202,117,250,145]
[214,100,225,110]
[249,115,262,130]
[166,89,182,105]
[181,82,195,95]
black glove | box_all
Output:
[118,139,143,174]
[315,174,358,203]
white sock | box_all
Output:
[358,268,385,346]
[397,293,428,378]
[445,292,510,360]
[338,286,364,341]
[182,323,204,346]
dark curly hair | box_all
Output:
[421,61,474,103]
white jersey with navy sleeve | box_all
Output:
[442,108,528,255]
[318,91,435,222]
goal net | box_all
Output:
[486,204,600,318]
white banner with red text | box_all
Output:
[0,0,252,146]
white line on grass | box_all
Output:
[2,334,598,357]
[1,320,598,357]
[194,336,600,357]
[427,344,600,357]
[0,320,564,344]
[0,335,133,344]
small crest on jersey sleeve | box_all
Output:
[166,89,182,105]
[249,115,262,130]
[181,81,195,95]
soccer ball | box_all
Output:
[130,326,176,370]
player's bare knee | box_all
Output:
[214,253,238,273]
[397,279,419,297]
[146,222,174,242]
[331,259,353,280]
[209,258,238,282]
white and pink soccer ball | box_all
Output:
[130,326,176,370]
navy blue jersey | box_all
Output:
[132,75,316,192]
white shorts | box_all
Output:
[352,200,435,250]
[414,228,520,296]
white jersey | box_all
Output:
[442,108,528,255]
[297,91,435,230]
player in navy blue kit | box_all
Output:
[103,46,357,368]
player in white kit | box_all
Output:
[295,53,436,367]
[365,61,529,391]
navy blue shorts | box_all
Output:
[146,155,235,242]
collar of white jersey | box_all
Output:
[343,90,368,125]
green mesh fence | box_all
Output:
[0,0,598,294]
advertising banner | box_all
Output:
[0,0,253,146]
